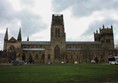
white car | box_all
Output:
[108,56,118,65]
[109,61,118,65]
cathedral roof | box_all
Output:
[66,41,101,45]
[22,41,50,45]
[66,48,103,51]
[23,48,45,51]
[21,41,101,45]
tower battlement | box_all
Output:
[99,25,113,34]
[52,14,64,25]
[94,25,113,35]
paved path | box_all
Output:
[0,63,12,65]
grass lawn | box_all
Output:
[0,64,118,83]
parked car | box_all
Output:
[12,60,24,65]
[108,56,118,65]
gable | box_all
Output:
[9,37,17,42]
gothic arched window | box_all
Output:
[55,28,60,37]
[54,45,60,59]
[8,45,16,61]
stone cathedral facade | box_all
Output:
[3,14,115,63]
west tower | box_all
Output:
[50,14,66,62]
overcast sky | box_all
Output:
[0,0,118,50]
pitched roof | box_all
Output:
[66,41,101,45]
[66,48,103,51]
[22,41,50,45]
[9,37,17,42]
[23,48,45,51]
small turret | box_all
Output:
[111,25,113,29]
[4,28,8,41]
[27,36,29,41]
[17,28,22,41]
[103,25,105,29]
[4,28,9,50]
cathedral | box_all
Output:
[3,14,115,63]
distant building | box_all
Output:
[3,14,115,63]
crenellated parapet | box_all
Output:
[99,25,113,34]
[51,14,64,25]
[94,25,113,35]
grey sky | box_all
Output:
[82,18,118,36]
[52,0,118,17]
[0,0,47,37]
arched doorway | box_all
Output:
[29,54,33,64]
[54,45,60,59]
[22,53,26,61]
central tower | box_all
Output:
[50,14,66,62]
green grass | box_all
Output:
[0,64,118,83]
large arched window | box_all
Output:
[8,45,16,61]
[54,45,60,59]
